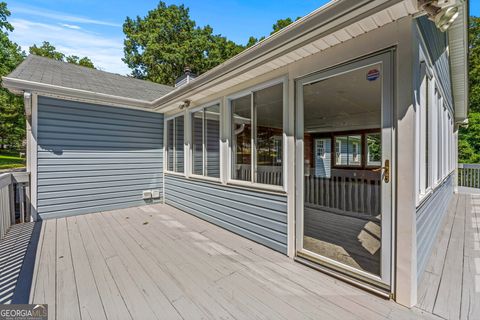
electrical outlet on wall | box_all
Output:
[152,190,160,199]
[143,190,152,199]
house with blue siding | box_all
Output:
[1,0,468,308]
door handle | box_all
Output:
[372,160,390,183]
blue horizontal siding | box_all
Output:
[416,174,454,280]
[164,174,288,254]
[37,96,163,219]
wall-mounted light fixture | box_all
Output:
[418,0,462,32]
[178,99,191,110]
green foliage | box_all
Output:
[29,41,96,69]
[0,1,26,151]
[459,16,480,163]
[29,41,65,61]
[0,151,25,170]
[469,16,480,113]
[246,17,299,48]
[66,55,95,68]
[122,2,302,84]
[122,1,243,85]
[270,17,300,35]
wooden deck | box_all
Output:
[416,192,480,320]
[25,204,440,320]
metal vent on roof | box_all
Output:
[175,67,197,87]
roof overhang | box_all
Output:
[2,76,153,110]
[447,1,469,122]
[151,0,420,112]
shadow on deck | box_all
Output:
[0,221,41,304]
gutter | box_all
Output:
[3,0,416,112]
[150,0,410,110]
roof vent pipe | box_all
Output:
[175,66,197,88]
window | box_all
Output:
[352,142,359,163]
[166,115,185,173]
[316,140,325,159]
[366,133,381,166]
[191,104,221,178]
[231,82,283,186]
[334,135,362,167]
[417,62,430,196]
[415,59,455,203]
[335,140,341,164]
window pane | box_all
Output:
[192,110,203,175]
[366,133,381,166]
[167,119,174,171]
[348,135,362,165]
[335,135,361,166]
[175,116,184,173]
[232,95,251,181]
[335,136,348,166]
[255,83,283,185]
[205,104,220,178]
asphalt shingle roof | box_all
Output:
[7,55,174,101]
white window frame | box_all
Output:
[188,100,222,182]
[415,64,456,205]
[352,141,359,163]
[335,140,341,164]
[226,76,288,192]
[315,139,326,159]
[164,112,186,176]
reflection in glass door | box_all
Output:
[296,53,393,287]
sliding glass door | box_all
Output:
[295,52,393,288]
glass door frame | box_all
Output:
[294,51,394,288]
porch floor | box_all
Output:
[416,192,480,319]
[26,204,441,320]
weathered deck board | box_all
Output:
[416,193,480,320]
[460,194,480,319]
[66,217,107,320]
[28,204,450,320]
[75,215,132,320]
[55,218,81,320]
[32,219,56,319]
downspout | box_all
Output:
[23,92,34,221]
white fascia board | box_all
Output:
[150,0,411,110]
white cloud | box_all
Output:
[12,5,121,27]
[11,19,130,75]
[60,23,81,30]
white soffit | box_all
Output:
[165,1,418,110]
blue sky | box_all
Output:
[8,1,479,75]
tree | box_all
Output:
[459,16,480,163]
[29,41,96,69]
[0,2,26,150]
[123,1,243,85]
[468,16,480,113]
[66,55,95,68]
[271,17,300,35]
[29,41,65,61]
[246,17,300,48]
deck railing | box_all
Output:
[0,171,30,239]
[304,168,381,218]
[458,163,480,188]
[235,164,283,185]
